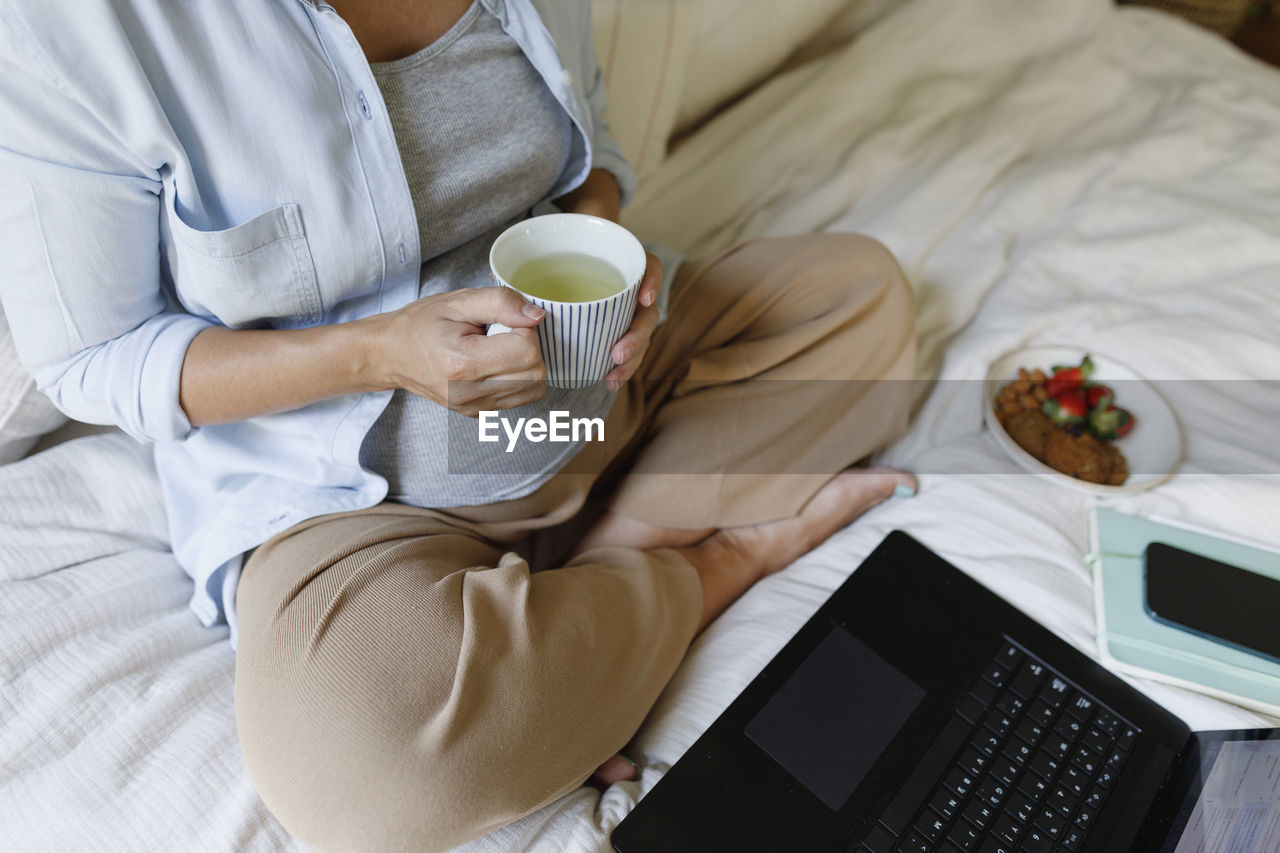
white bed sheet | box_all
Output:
[3,0,1279,850]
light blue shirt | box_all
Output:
[0,0,665,648]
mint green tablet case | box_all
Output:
[1088,507,1280,717]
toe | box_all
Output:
[854,466,917,504]
[591,753,639,787]
[863,465,917,488]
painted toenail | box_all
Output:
[893,484,916,498]
[620,754,639,770]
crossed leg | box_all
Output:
[233,234,917,851]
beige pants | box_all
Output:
[234,235,916,852]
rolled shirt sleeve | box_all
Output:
[0,15,210,443]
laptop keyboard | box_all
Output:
[850,639,1139,853]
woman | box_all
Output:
[0,0,916,849]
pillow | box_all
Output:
[591,0,701,178]
[0,302,67,463]
[673,0,904,136]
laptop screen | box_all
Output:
[1164,731,1280,852]
[744,624,926,811]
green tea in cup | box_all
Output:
[489,213,647,388]
[510,253,626,303]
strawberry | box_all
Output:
[1086,384,1114,410]
[1114,408,1135,438]
[1042,387,1089,424]
[1089,405,1134,441]
[1045,355,1094,398]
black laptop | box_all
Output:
[611,531,1279,853]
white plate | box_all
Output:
[983,346,1184,494]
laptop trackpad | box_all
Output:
[745,624,926,811]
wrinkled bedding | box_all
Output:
[3,0,1279,849]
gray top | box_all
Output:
[359,2,616,508]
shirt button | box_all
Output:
[357,90,373,120]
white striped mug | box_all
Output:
[488,214,647,389]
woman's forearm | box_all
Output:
[178,319,383,427]
[178,286,549,427]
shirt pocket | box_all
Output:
[165,188,323,329]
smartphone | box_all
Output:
[1144,541,1280,665]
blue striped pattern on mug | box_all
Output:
[526,289,637,389]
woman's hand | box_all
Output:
[556,168,661,391]
[555,168,621,222]
[369,286,548,417]
[605,251,662,391]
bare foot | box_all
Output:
[711,466,916,579]
[678,467,915,635]
[587,467,915,787]
[571,510,714,557]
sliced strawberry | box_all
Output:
[1050,355,1094,377]
[1045,371,1081,398]
[1043,387,1089,424]
[1045,355,1095,398]
[1086,384,1114,410]
[1089,405,1134,441]
[1114,408,1135,438]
